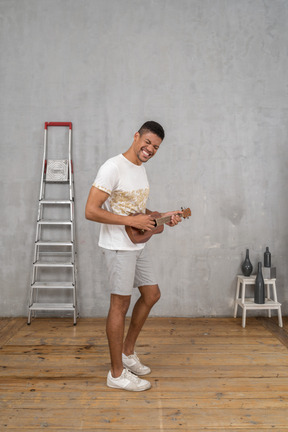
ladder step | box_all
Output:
[29,303,75,311]
[37,220,72,225]
[44,179,69,184]
[32,282,74,289]
[33,261,74,267]
[36,241,73,246]
[40,200,72,205]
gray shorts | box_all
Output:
[102,247,157,295]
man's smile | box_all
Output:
[141,147,152,158]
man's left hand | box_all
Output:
[163,210,183,227]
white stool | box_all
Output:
[233,275,283,328]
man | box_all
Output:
[85,121,182,391]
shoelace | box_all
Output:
[133,352,140,362]
[123,368,141,383]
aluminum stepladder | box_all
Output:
[28,122,77,325]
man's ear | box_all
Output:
[133,132,140,141]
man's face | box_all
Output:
[133,131,162,164]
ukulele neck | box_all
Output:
[154,214,180,227]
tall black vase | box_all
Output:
[254,262,265,304]
[242,249,253,276]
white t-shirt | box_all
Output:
[93,154,150,250]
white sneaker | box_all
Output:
[107,368,151,391]
[122,352,151,376]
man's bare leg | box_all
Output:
[123,284,160,356]
[106,294,131,378]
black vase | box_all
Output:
[242,249,253,276]
[254,262,265,304]
[264,247,271,267]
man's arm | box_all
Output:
[85,186,157,231]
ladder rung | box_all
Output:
[36,241,73,246]
[29,303,75,311]
[33,261,74,267]
[37,220,72,225]
[44,180,69,184]
[40,200,72,205]
[32,282,74,289]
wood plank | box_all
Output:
[1,352,288,376]
[5,332,278,346]
[1,376,288,395]
[1,407,288,429]
[1,396,288,410]
[2,427,288,432]
[1,338,287,354]
[2,430,288,432]
[1,364,288,379]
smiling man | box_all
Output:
[85,121,182,391]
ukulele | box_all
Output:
[125,207,191,244]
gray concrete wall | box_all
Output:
[1,0,288,318]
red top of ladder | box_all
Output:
[45,122,72,130]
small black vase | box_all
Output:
[254,262,265,304]
[264,247,271,267]
[242,249,253,276]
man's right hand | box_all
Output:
[128,213,156,231]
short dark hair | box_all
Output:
[138,121,165,141]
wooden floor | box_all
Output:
[1,316,288,431]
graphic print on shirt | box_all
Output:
[109,188,149,215]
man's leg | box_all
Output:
[106,293,131,378]
[106,292,152,392]
[123,284,160,356]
